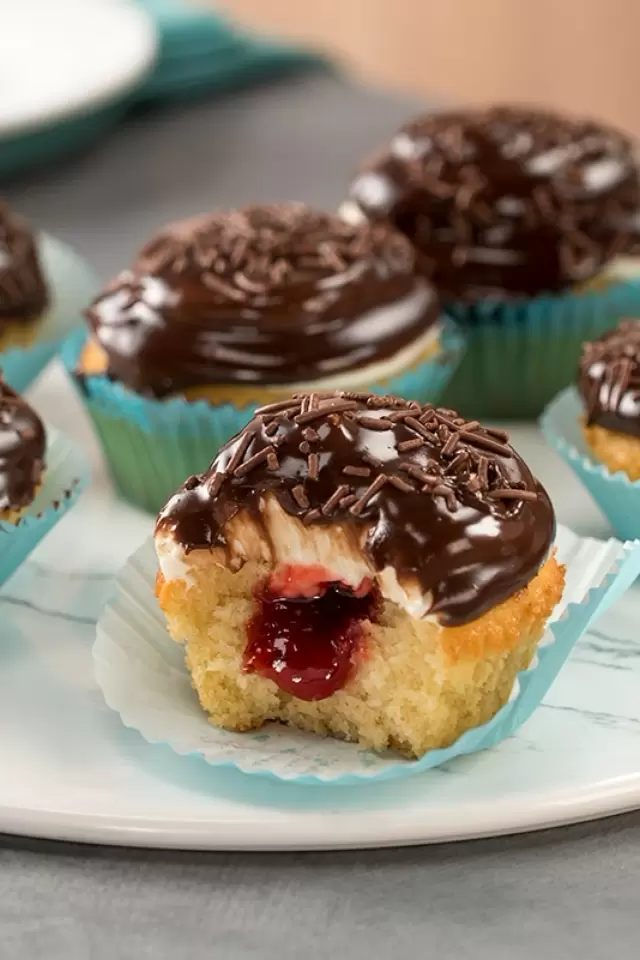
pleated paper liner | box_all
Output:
[0,425,90,588]
[2,234,97,394]
[61,321,464,515]
[93,524,640,785]
[541,387,640,541]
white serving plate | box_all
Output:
[0,363,638,851]
[0,0,156,137]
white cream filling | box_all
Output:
[156,536,196,588]
[155,494,434,622]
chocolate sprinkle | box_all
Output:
[234,446,275,478]
[358,415,395,431]
[343,465,372,478]
[208,472,224,497]
[292,485,310,509]
[307,452,319,481]
[322,484,350,516]
[157,390,555,626]
[350,475,388,517]
[397,438,424,452]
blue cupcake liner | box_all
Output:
[93,525,640,785]
[368,317,465,404]
[2,234,98,394]
[441,277,640,419]
[61,320,464,514]
[540,386,640,541]
[0,425,90,589]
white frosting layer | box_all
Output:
[155,494,433,621]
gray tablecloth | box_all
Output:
[3,72,640,959]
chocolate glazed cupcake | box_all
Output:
[344,106,640,418]
[155,390,563,758]
[64,203,462,513]
[579,319,640,479]
[0,377,46,524]
[0,201,49,353]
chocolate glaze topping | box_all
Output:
[579,319,640,437]
[157,391,555,626]
[0,201,49,327]
[0,377,46,512]
[86,204,439,397]
[349,106,640,300]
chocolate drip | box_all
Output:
[0,201,49,327]
[157,392,555,626]
[0,378,46,512]
[579,319,640,437]
[349,106,640,300]
[85,204,439,397]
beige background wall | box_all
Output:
[217,0,640,136]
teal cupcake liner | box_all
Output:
[2,233,98,393]
[368,318,464,405]
[61,329,252,515]
[61,320,464,515]
[0,425,90,589]
[441,278,640,420]
[94,524,640,784]
[541,387,640,541]
[0,103,128,182]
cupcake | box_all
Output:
[154,390,563,758]
[540,319,640,540]
[344,106,640,418]
[0,375,46,524]
[0,372,90,588]
[0,200,49,353]
[579,319,640,479]
[65,203,462,514]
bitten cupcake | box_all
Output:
[0,376,46,524]
[0,200,49,353]
[579,319,640,479]
[155,390,563,758]
[65,203,462,513]
[344,106,640,418]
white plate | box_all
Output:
[0,363,638,850]
[0,0,157,137]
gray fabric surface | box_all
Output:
[1,815,639,959]
[2,72,640,958]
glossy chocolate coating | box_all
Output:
[0,378,46,512]
[157,392,555,626]
[0,201,49,327]
[579,319,640,437]
[349,106,640,300]
[85,204,439,397]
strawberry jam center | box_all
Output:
[244,567,378,701]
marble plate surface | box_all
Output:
[0,363,638,850]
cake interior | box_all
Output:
[156,552,564,758]
[245,569,379,702]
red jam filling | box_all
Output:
[244,566,378,701]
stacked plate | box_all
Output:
[0,0,157,179]
[0,0,323,180]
